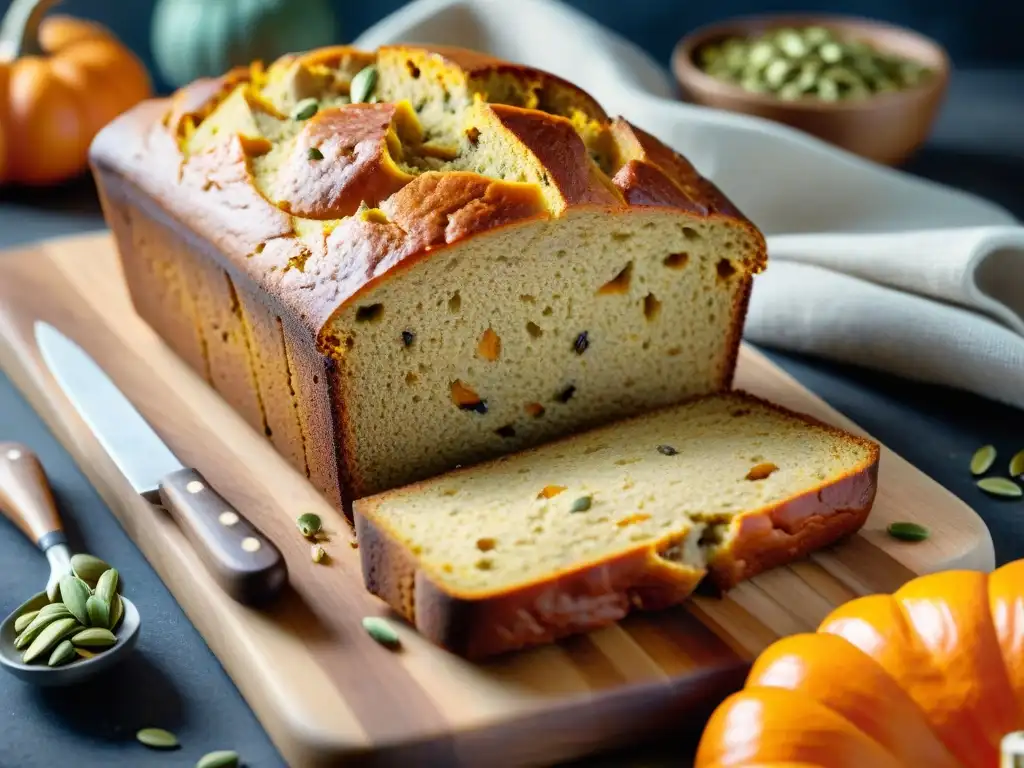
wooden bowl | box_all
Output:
[671,14,950,165]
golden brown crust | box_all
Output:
[356,508,705,660]
[381,44,609,123]
[719,274,754,389]
[273,103,418,219]
[702,389,881,587]
[486,104,620,207]
[608,119,765,272]
[90,44,765,353]
[707,460,878,588]
[386,43,506,73]
[293,45,377,73]
[353,392,880,659]
[164,66,253,136]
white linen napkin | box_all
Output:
[354,0,1024,410]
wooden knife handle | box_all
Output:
[158,468,287,605]
[0,441,66,551]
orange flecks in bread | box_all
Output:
[598,262,633,295]
[450,379,483,409]
[746,462,779,481]
[537,485,567,499]
[616,513,651,527]
[239,136,272,157]
[524,402,546,418]
[477,328,501,361]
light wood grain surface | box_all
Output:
[0,232,995,767]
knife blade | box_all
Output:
[34,321,287,606]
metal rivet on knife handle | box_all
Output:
[157,468,287,605]
[30,325,289,607]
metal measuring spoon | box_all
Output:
[0,442,139,686]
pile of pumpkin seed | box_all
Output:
[11,554,124,668]
[696,26,933,101]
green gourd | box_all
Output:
[151,0,338,88]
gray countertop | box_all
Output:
[1,70,1022,767]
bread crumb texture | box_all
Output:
[358,393,877,597]
[113,44,767,503]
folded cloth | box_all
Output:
[355,0,1024,410]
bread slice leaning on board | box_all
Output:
[89,43,766,512]
[355,392,880,659]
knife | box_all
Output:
[34,321,287,606]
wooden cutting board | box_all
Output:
[0,232,995,767]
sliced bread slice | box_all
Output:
[354,392,880,659]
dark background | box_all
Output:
[3,0,1024,96]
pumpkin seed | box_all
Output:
[350,65,378,104]
[695,25,932,101]
[38,602,71,617]
[23,617,82,664]
[86,596,110,629]
[362,616,401,648]
[70,553,111,586]
[48,640,77,668]
[95,568,119,605]
[196,750,240,768]
[72,628,117,649]
[307,146,324,161]
[75,648,99,660]
[1010,450,1024,479]
[570,495,593,513]
[291,98,319,121]
[887,521,930,542]
[978,477,1023,498]
[970,444,997,475]
[109,594,125,631]
[14,606,72,649]
[14,610,39,633]
[136,728,180,750]
[296,513,322,538]
[59,575,92,626]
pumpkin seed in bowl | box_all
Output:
[696,25,932,101]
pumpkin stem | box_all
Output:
[0,0,62,61]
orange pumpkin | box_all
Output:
[695,559,1024,768]
[0,0,151,186]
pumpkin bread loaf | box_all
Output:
[89,44,767,511]
[355,392,880,659]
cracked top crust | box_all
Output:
[89,44,766,356]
